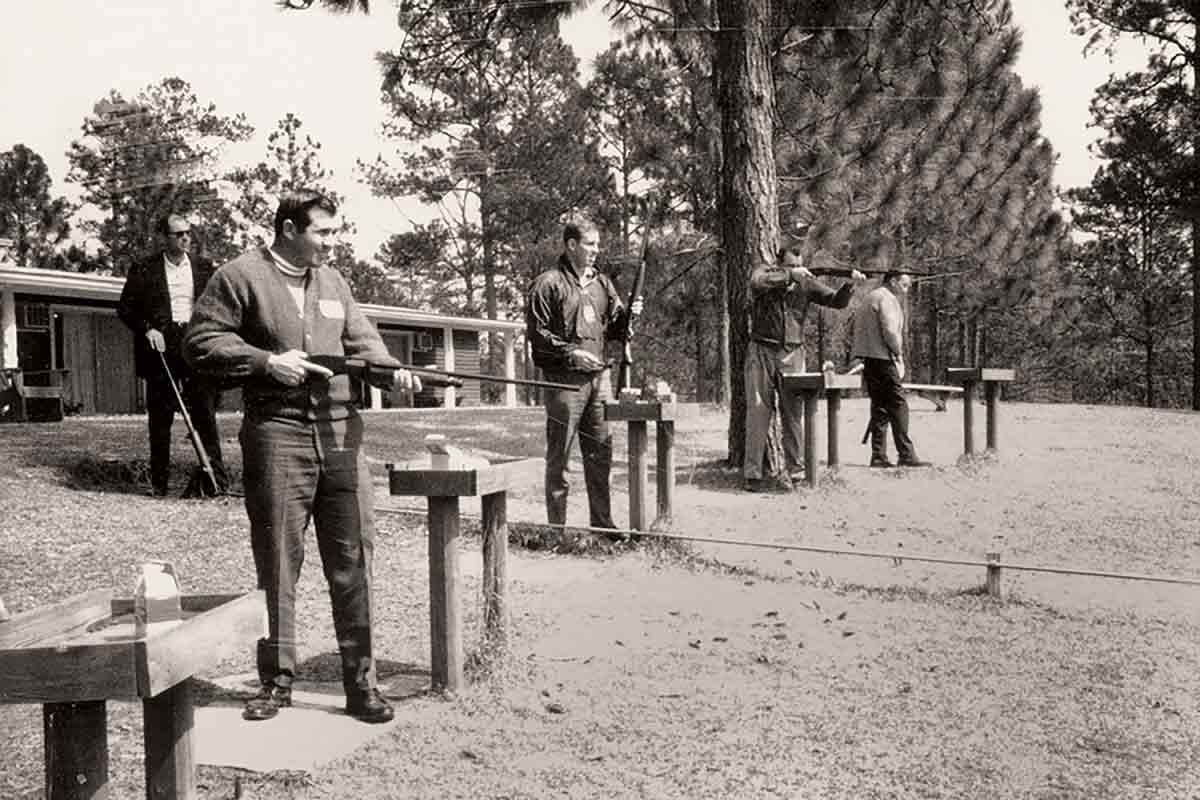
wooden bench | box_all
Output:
[604,394,677,530]
[0,368,70,422]
[901,382,963,412]
[945,367,1017,454]
[388,452,543,693]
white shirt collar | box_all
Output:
[164,252,191,272]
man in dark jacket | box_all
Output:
[526,220,642,530]
[117,213,226,496]
[184,190,421,725]
[743,233,864,491]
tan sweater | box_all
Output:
[852,284,905,361]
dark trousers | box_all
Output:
[543,369,615,529]
[240,414,377,694]
[743,340,806,479]
[145,368,224,494]
[863,357,918,463]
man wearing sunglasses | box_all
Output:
[743,231,864,491]
[118,213,227,497]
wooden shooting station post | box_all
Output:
[603,391,677,531]
[0,589,265,800]
[387,446,542,694]
[945,367,1016,455]
[781,371,863,487]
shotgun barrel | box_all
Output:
[809,266,929,278]
[307,355,581,392]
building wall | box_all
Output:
[7,293,500,414]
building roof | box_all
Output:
[0,265,522,333]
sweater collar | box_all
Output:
[268,247,308,278]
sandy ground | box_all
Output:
[1,397,1199,798]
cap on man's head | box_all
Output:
[779,225,812,257]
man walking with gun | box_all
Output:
[118,212,227,497]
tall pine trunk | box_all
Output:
[716,0,779,469]
[1192,52,1200,410]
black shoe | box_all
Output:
[243,684,292,721]
[742,478,770,493]
[346,688,394,724]
[898,458,932,468]
[869,457,895,468]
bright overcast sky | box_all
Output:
[0,1,1154,261]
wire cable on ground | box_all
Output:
[375,505,1200,589]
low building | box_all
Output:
[0,265,526,416]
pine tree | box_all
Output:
[1067,0,1200,408]
[0,145,71,269]
[65,78,253,275]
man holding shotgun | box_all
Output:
[526,219,643,532]
[184,190,420,725]
[743,232,865,491]
[118,212,227,497]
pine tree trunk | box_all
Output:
[1193,54,1200,410]
[718,256,731,406]
[928,293,941,381]
[1145,337,1156,408]
[481,176,499,403]
[716,0,779,469]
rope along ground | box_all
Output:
[375,505,1200,589]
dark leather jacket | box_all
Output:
[526,254,630,373]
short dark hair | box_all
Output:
[274,189,337,238]
[562,219,598,246]
[882,270,900,283]
[158,212,187,236]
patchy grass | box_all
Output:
[1,400,1199,799]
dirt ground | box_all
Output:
[1,397,1198,799]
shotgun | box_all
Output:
[305,355,581,392]
[157,350,222,497]
[808,266,929,279]
[616,239,649,392]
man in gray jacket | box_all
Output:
[185,190,420,724]
[852,271,929,468]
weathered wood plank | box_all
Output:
[135,591,266,699]
[473,458,543,496]
[945,367,1016,383]
[0,589,111,649]
[143,679,196,800]
[655,420,675,525]
[427,496,462,693]
[781,372,863,394]
[389,468,476,497]
[603,400,677,422]
[481,492,508,650]
[0,640,138,703]
[901,383,963,394]
[44,700,108,799]
[388,458,543,498]
[628,420,648,531]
